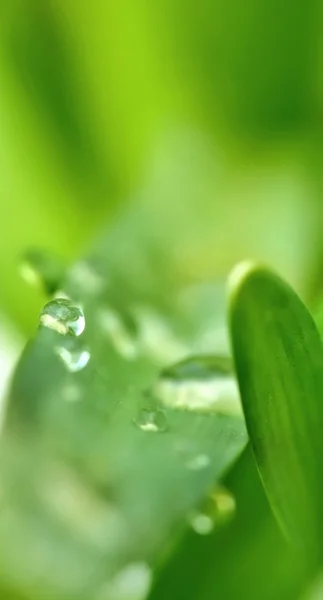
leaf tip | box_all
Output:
[227,261,266,305]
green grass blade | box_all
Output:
[228,262,323,559]
[0,239,247,600]
[149,448,309,600]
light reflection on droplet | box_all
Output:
[55,346,90,373]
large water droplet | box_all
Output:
[20,248,64,295]
[189,486,236,535]
[154,355,242,415]
[97,563,152,600]
[40,298,85,336]
[134,407,168,433]
[55,342,90,372]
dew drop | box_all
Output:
[19,248,64,295]
[55,344,90,373]
[154,355,242,415]
[40,298,85,336]
[134,407,168,433]
[189,486,236,535]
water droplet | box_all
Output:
[55,342,90,372]
[134,407,168,433]
[154,355,242,415]
[97,563,152,600]
[99,308,138,359]
[189,486,236,535]
[40,298,85,336]
[20,248,64,295]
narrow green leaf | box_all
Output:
[0,240,247,599]
[228,262,323,559]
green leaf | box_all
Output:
[149,448,309,600]
[228,262,323,560]
[149,263,323,600]
[0,239,247,599]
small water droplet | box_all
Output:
[55,342,90,372]
[99,308,138,359]
[97,563,152,600]
[40,298,85,336]
[19,248,65,295]
[134,407,168,433]
[154,355,242,415]
[189,486,236,535]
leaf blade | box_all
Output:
[228,262,323,559]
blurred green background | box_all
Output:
[1,0,322,337]
[0,2,323,597]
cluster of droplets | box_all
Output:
[28,251,241,575]
[34,252,242,431]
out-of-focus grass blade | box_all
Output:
[149,448,309,600]
[0,0,114,203]
[0,232,247,599]
[229,262,323,559]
